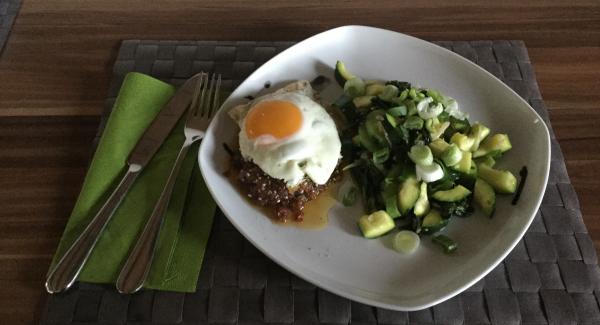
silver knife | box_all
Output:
[45,73,203,293]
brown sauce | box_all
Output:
[226,166,342,230]
[277,179,341,230]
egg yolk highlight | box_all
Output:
[245,100,303,139]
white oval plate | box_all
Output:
[199,26,550,310]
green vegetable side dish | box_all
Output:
[333,60,519,254]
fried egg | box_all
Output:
[229,81,341,187]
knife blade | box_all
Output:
[45,73,203,293]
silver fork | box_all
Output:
[116,72,221,294]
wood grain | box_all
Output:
[0,1,599,324]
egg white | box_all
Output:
[230,82,341,187]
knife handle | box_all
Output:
[116,140,193,294]
[45,165,141,293]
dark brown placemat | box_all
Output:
[0,0,20,55]
[41,40,600,325]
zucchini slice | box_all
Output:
[358,211,395,239]
[432,185,472,202]
[334,61,355,87]
[474,178,496,217]
[413,182,430,217]
[478,164,517,194]
[421,210,448,235]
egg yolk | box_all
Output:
[245,100,303,140]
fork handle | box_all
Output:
[116,139,195,294]
[45,165,141,293]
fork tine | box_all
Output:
[196,73,210,117]
[188,72,205,118]
[209,74,222,117]
[202,74,216,117]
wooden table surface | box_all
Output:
[1,1,599,324]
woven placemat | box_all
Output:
[0,0,20,55]
[41,40,600,325]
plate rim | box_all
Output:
[199,25,551,311]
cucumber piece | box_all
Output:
[421,209,448,234]
[352,95,374,109]
[398,176,420,215]
[432,185,472,202]
[429,139,450,157]
[387,105,407,117]
[393,230,420,254]
[403,115,424,130]
[468,123,491,151]
[450,150,472,174]
[365,110,388,145]
[365,83,386,96]
[474,134,512,158]
[358,211,395,239]
[343,77,366,97]
[379,84,400,101]
[468,159,478,177]
[478,164,517,194]
[414,182,430,217]
[450,132,475,152]
[384,182,401,218]
[334,61,355,87]
[357,124,379,152]
[474,178,496,217]
[474,155,496,167]
[426,119,450,140]
[406,100,418,116]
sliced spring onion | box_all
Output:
[387,105,407,117]
[343,77,366,98]
[403,115,424,130]
[393,230,421,254]
[416,162,444,183]
[408,144,433,166]
[417,97,443,119]
[426,89,443,103]
[398,89,409,101]
[443,97,469,120]
[425,118,436,132]
[432,234,458,254]
[408,88,418,100]
[406,100,418,116]
[379,84,399,101]
[441,144,463,166]
[342,160,361,171]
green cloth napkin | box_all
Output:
[50,72,216,292]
